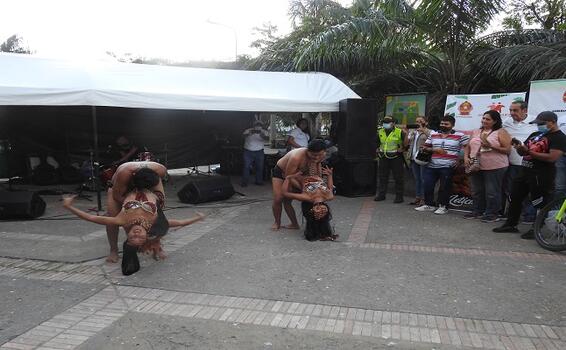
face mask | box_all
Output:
[439,126,451,133]
[538,124,549,133]
[383,123,392,130]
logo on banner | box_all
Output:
[458,101,473,116]
[488,102,504,113]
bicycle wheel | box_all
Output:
[534,196,566,252]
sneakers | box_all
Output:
[520,229,535,240]
[464,212,481,220]
[415,205,436,212]
[480,215,500,223]
[434,206,449,215]
[492,224,519,233]
[521,218,535,225]
[374,195,386,202]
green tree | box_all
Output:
[0,34,32,54]
[250,22,280,51]
[251,0,566,114]
[503,0,566,30]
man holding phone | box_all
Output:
[494,111,566,238]
[241,120,269,187]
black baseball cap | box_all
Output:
[530,111,558,124]
[383,116,394,123]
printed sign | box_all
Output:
[385,94,427,125]
[445,92,526,131]
[528,79,566,133]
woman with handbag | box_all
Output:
[408,116,431,206]
[463,110,511,222]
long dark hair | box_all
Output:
[483,110,502,130]
[301,202,333,241]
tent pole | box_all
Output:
[92,106,102,211]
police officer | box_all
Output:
[375,116,408,203]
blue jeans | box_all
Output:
[423,167,454,207]
[504,165,536,220]
[411,161,425,198]
[242,149,264,185]
[555,155,566,199]
[470,167,507,217]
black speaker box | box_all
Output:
[337,99,378,160]
[334,158,376,197]
[219,147,243,175]
[0,191,46,219]
[177,176,235,204]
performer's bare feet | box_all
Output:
[282,224,300,230]
[271,223,281,231]
[106,251,119,263]
[153,250,167,261]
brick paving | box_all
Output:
[3,201,566,349]
[3,285,565,350]
[347,198,376,243]
[0,205,249,285]
[346,243,566,262]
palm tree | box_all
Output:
[251,0,566,114]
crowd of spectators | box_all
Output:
[377,101,566,240]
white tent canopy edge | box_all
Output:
[0,53,360,112]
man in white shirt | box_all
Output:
[287,118,311,149]
[502,101,537,222]
[241,121,269,187]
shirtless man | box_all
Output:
[271,139,327,230]
[105,161,167,262]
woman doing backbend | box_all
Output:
[282,166,337,241]
[63,163,204,263]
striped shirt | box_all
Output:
[424,130,469,168]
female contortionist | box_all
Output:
[62,162,204,271]
[282,166,338,241]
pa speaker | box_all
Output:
[337,99,378,160]
[0,191,46,219]
[334,158,376,197]
[177,176,235,204]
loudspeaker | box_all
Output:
[337,99,378,160]
[177,176,235,204]
[334,158,376,197]
[0,191,46,219]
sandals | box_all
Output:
[319,234,339,241]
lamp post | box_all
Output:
[206,19,238,61]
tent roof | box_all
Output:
[0,53,360,112]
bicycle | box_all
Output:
[533,195,566,251]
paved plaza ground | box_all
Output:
[1,174,566,349]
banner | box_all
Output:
[444,92,526,131]
[528,79,566,133]
[444,92,526,211]
[385,94,427,125]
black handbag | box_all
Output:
[414,150,432,165]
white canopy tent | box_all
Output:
[0,53,361,208]
[0,53,360,112]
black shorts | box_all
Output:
[272,165,284,180]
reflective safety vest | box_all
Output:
[378,128,402,154]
